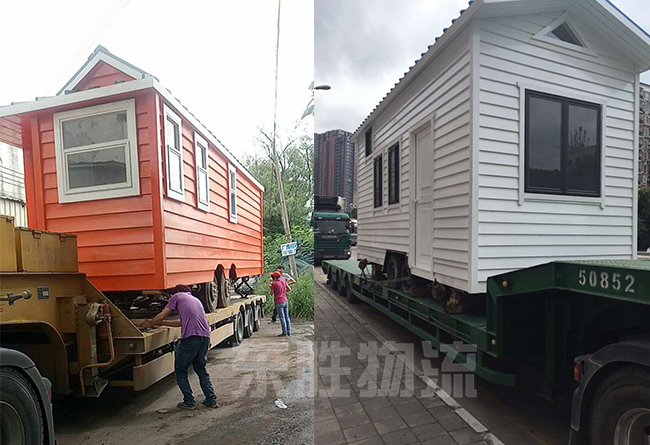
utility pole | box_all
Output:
[271,0,298,279]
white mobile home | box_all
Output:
[351,0,650,294]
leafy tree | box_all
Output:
[244,125,314,237]
[639,187,650,250]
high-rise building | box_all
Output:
[314,129,357,211]
[640,83,650,188]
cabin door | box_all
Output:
[412,124,434,273]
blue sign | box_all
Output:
[281,242,298,257]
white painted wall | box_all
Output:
[475,12,637,291]
[357,26,473,291]
[356,9,638,294]
[0,142,27,226]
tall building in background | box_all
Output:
[315,129,357,212]
[640,83,650,187]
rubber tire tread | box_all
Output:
[386,255,404,289]
[0,366,44,445]
[589,365,650,445]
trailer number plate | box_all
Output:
[577,270,636,293]
[37,286,50,300]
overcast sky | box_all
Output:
[0,0,313,158]
[315,0,650,135]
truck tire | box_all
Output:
[345,274,358,304]
[199,281,219,313]
[401,261,412,294]
[0,367,44,445]
[216,271,231,309]
[589,365,650,445]
[330,270,339,292]
[338,271,347,296]
[228,311,244,347]
[243,306,253,338]
[253,304,262,332]
[386,254,404,289]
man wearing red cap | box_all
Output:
[270,271,291,337]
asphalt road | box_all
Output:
[52,320,314,445]
[319,249,571,445]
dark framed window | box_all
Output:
[373,155,382,208]
[388,143,400,204]
[525,90,601,197]
[365,127,373,157]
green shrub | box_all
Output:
[263,227,314,273]
[257,269,314,320]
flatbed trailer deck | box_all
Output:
[0,269,265,396]
[323,259,650,396]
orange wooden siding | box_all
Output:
[0,116,22,148]
[71,61,136,93]
[157,95,263,289]
[26,91,160,291]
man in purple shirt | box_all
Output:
[140,284,218,409]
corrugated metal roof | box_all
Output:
[351,1,475,139]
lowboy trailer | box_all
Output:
[0,217,265,399]
[322,259,650,445]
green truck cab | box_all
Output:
[313,196,352,265]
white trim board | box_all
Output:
[58,51,149,95]
[532,12,598,57]
[53,99,140,203]
[516,80,608,209]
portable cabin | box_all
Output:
[0,46,264,308]
[351,0,650,294]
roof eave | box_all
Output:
[351,0,484,141]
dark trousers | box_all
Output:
[271,307,278,322]
[174,336,216,404]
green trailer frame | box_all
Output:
[323,259,650,399]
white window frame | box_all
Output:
[163,105,185,202]
[532,13,597,57]
[53,99,140,203]
[517,81,607,209]
[228,164,238,223]
[194,132,210,212]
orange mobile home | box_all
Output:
[0,46,263,311]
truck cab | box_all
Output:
[313,196,352,265]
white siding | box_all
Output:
[0,142,27,226]
[475,12,637,292]
[358,27,473,291]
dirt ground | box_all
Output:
[53,320,314,445]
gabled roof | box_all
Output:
[57,45,156,95]
[351,0,650,140]
[0,46,264,191]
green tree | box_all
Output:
[639,187,650,251]
[244,126,314,236]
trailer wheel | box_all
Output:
[243,306,254,339]
[253,304,262,332]
[0,367,44,445]
[331,272,339,292]
[589,365,650,445]
[327,269,332,284]
[386,255,404,289]
[216,270,231,309]
[228,311,244,347]
[338,271,347,296]
[345,274,358,304]
[400,261,413,294]
[199,281,219,313]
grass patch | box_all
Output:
[257,269,314,320]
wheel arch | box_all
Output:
[382,250,407,273]
[571,340,650,440]
[0,321,69,396]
